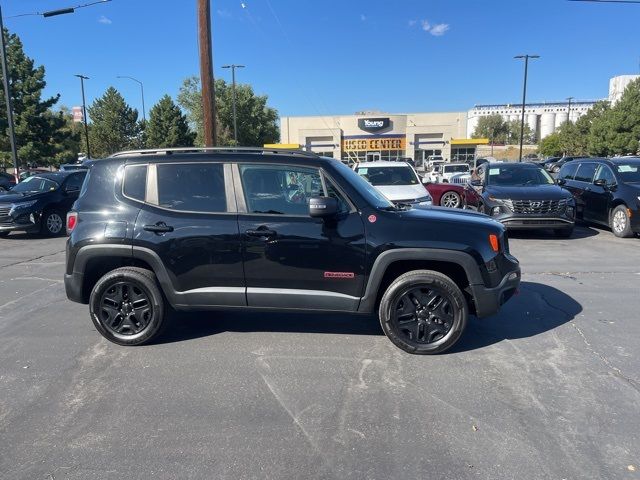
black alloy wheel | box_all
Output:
[89,267,166,346]
[392,286,454,344]
[99,282,153,336]
[379,270,468,354]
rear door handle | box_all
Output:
[144,222,174,234]
[246,228,277,238]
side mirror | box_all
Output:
[556,178,567,186]
[593,178,606,187]
[309,196,338,218]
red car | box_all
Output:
[425,182,466,209]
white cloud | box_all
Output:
[429,23,450,36]
[420,20,430,32]
[408,19,417,27]
[217,9,232,18]
[98,15,112,25]
[360,13,366,22]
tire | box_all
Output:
[610,205,634,238]
[41,210,65,236]
[440,191,462,209]
[379,270,468,355]
[554,228,573,238]
[89,267,166,346]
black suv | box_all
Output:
[0,171,86,237]
[464,162,576,237]
[558,157,640,238]
[65,148,520,354]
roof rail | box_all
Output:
[109,146,320,159]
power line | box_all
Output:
[6,0,111,19]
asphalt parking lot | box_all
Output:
[0,226,638,480]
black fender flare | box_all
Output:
[357,248,484,313]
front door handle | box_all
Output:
[246,228,277,238]
[144,222,174,234]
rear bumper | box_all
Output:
[470,268,521,318]
[64,272,85,303]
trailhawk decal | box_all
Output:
[324,272,355,279]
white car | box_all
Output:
[353,161,432,205]
[426,160,446,182]
[438,163,470,183]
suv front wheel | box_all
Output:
[89,267,166,346]
[379,270,468,354]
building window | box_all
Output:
[451,147,476,163]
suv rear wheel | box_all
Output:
[89,267,166,346]
[610,205,634,238]
[379,270,468,354]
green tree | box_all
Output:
[506,119,535,145]
[87,87,140,157]
[50,106,82,164]
[472,114,508,144]
[539,132,563,157]
[0,28,75,167]
[145,95,195,149]
[178,76,280,147]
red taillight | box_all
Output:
[489,234,499,253]
[67,212,78,233]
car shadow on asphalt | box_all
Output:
[507,225,599,240]
[450,281,582,353]
[156,281,581,354]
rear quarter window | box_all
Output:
[123,165,147,202]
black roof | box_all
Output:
[28,170,85,182]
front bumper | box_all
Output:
[499,217,574,230]
[0,209,41,233]
[470,268,521,318]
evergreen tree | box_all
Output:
[145,95,195,148]
[87,87,140,157]
[0,28,74,167]
[178,76,279,147]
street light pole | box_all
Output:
[74,74,91,159]
[197,0,216,146]
[0,6,19,175]
[117,76,146,123]
[222,64,245,145]
[566,96,574,124]
[514,54,540,162]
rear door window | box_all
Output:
[559,162,578,180]
[574,163,598,183]
[156,163,227,212]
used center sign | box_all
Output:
[358,118,390,133]
[342,137,406,152]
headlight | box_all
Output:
[488,196,513,210]
[10,200,37,214]
[637,196,640,203]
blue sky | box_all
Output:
[5,0,640,119]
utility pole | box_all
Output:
[197,0,216,146]
[222,64,245,145]
[74,74,91,159]
[566,96,574,124]
[514,54,540,162]
[0,6,19,175]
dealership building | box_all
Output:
[279,111,485,164]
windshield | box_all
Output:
[333,162,394,209]
[486,166,555,186]
[11,176,59,193]
[355,166,418,186]
[615,163,640,183]
[444,164,470,173]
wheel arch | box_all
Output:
[358,248,483,315]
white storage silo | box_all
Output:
[555,112,568,129]
[527,114,538,135]
[540,113,556,139]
